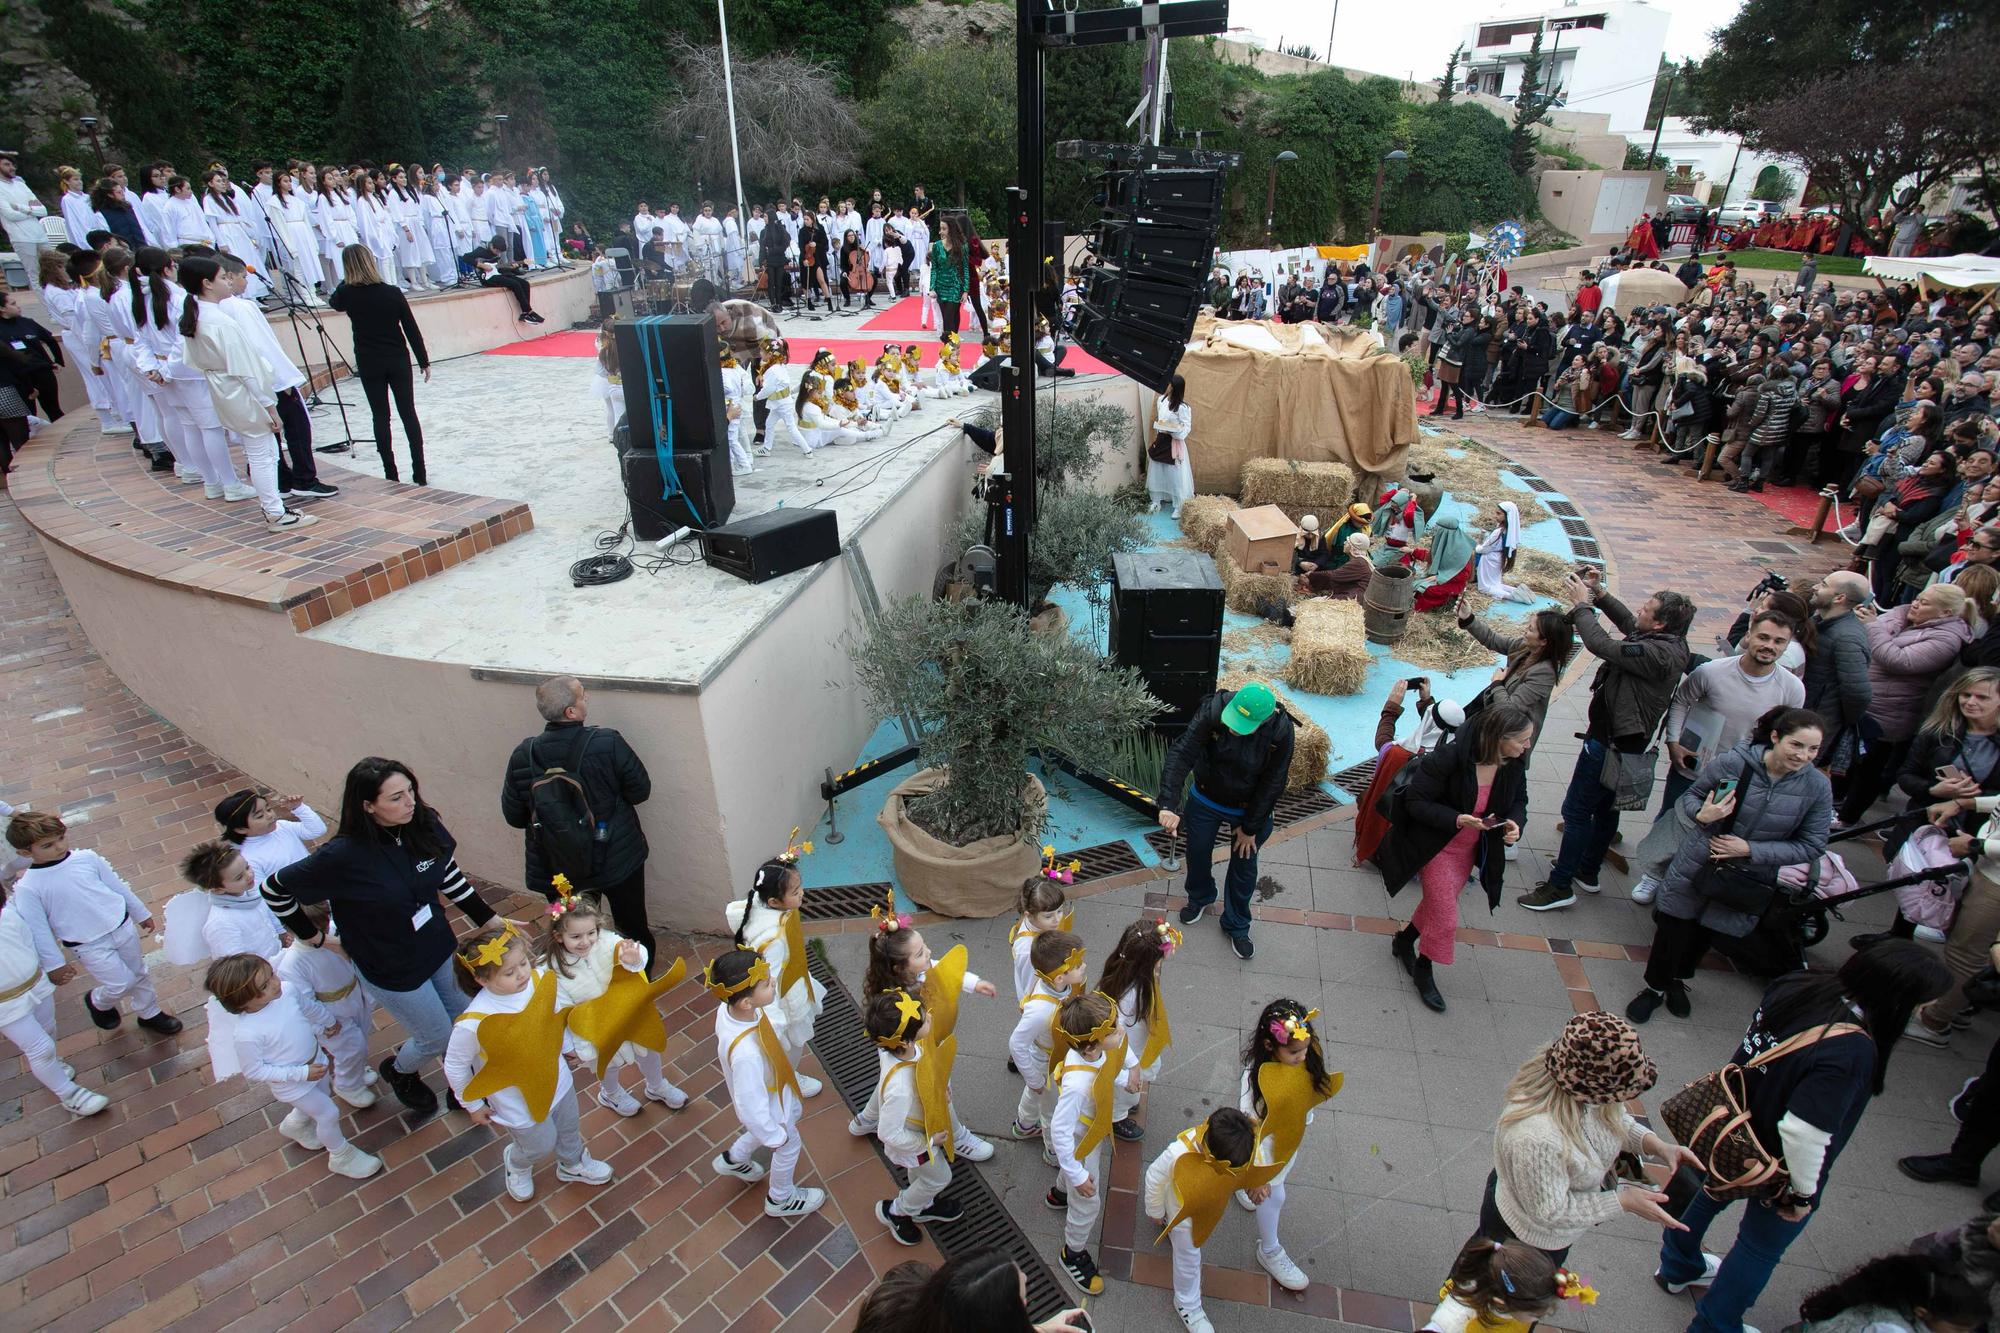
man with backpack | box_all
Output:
[501,675,657,968]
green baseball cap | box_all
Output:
[1221,682,1276,735]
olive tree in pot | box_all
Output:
[852,595,1161,917]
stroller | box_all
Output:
[1710,810,1969,977]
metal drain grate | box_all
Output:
[1559,517,1593,538]
[1520,476,1559,493]
[1143,784,1340,857]
[801,882,892,922]
[1061,840,1146,883]
[1571,537,1603,560]
[1331,757,1378,798]
[1546,499,1583,518]
[805,952,1069,1320]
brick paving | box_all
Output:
[0,408,1906,1332]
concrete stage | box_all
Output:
[13,286,1146,931]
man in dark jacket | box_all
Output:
[1521,579,1695,911]
[1803,572,1874,766]
[501,676,657,967]
[1158,683,1296,961]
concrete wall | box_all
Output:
[1537,170,1666,243]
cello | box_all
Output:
[846,243,874,298]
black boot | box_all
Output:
[377,1056,440,1115]
[1412,956,1446,1013]
[1391,925,1418,977]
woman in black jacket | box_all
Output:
[1372,704,1535,1013]
[328,244,432,484]
[1510,313,1555,415]
[262,757,507,1117]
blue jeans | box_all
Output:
[1548,739,1622,889]
[1541,406,1579,429]
[1181,792,1273,940]
[364,952,470,1074]
[1658,1187,1811,1332]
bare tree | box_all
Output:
[656,36,862,200]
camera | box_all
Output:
[1745,569,1789,604]
[1406,676,1427,690]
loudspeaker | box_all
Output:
[1110,551,1223,730]
[702,507,841,584]
[619,431,734,540]
[613,314,729,456]
[1141,669,1221,730]
[1071,309,1189,394]
[1079,269,1202,341]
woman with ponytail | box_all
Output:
[178,254,317,531]
[155,255,245,498]
[82,247,145,444]
[125,247,196,482]
[200,167,267,299]
[1795,1251,1982,1332]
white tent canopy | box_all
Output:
[1863,254,2000,290]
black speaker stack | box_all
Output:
[701,508,841,584]
[1109,550,1224,733]
[1062,142,1238,392]
[610,313,733,537]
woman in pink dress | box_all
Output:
[1367,705,1536,1013]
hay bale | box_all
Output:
[1283,599,1372,697]
[1239,459,1356,526]
[1217,549,1294,616]
[1396,610,1508,674]
[1178,495,1240,555]
[1511,547,1581,598]
[1217,667,1331,791]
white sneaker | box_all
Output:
[334,1083,379,1109]
[266,510,319,531]
[644,1082,689,1110]
[60,1085,110,1117]
[326,1144,383,1179]
[713,1150,767,1183]
[1234,1188,1256,1211]
[597,1081,643,1117]
[795,1073,823,1098]
[556,1154,614,1186]
[1903,1015,1952,1048]
[1177,1305,1215,1333]
[279,1108,323,1151]
[220,482,259,502]
[504,1145,536,1200]
[765,1186,826,1219]
[362,1067,379,1087]
[953,1132,996,1162]
[176,466,204,484]
[1916,925,1948,943]
[1632,875,1660,905]
[1655,1251,1722,1294]
[1257,1244,1309,1292]
[203,483,225,500]
[847,1115,877,1138]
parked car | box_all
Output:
[1717,199,1784,227]
[1663,194,1705,225]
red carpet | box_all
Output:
[1749,481,1827,531]
[856,296,932,332]
[484,327,1118,375]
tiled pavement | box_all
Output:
[2,410,1984,1333]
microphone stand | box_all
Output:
[258,198,369,455]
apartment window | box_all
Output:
[1477,20,1541,46]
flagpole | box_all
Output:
[717,0,750,282]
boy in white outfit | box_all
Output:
[1046,990,1135,1297]
[868,989,967,1246]
[6,811,182,1036]
[0,857,112,1117]
[1143,1108,1268,1333]
[275,905,379,1108]
[1008,929,1085,1138]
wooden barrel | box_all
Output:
[1363,564,1415,644]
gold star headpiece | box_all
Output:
[1062,990,1119,1045]
[458,924,521,970]
[777,826,814,865]
[1267,1006,1320,1046]
[1035,945,1086,987]
[1040,845,1082,884]
[872,988,925,1047]
[870,884,912,936]
[704,952,770,1000]
[1154,921,1184,956]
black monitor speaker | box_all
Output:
[613,313,729,456]
[702,508,840,584]
[1071,308,1189,394]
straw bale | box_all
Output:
[1283,599,1372,697]
[1239,459,1357,526]
[1396,609,1508,674]
[1511,546,1583,598]
[1217,667,1331,791]
[1217,550,1294,616]
[1178,495,1240,555]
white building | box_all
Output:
[1628,117,1807,208]
[1458,0,1670,134]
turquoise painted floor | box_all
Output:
[805,432,1586,907]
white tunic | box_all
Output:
[274,940,370,1029]
[1147,396,1194,509]
[0,899,56,1028]
[11,851,151,971]
[722,898,823,1044]
[181,299,277,436]
[716,1004,799,1148]
[444,973,576,1131]
[210,983,336,1087]
[61,190,102,247]
[203,191,261,264]
[201,889,288,962]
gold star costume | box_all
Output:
[1160,1124,1284,1247]
[916,948,971,1162]
[458,969,568,1122]
[731,1012,804,1106]
[1068,1032,1129,1162]
[1257,1059,1343,1167]
[565,956,687,1079]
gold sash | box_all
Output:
[728,1011,804,1106]
[1160,1125,1284,1247]
[1139,985,1172,1071]
[1256,1058,1343,1167]
[314,979,357,1004]
[0,968,44,1005]
[918,946,971,1162]
[1067,1033,1128,1162]
[456,970,567,1122]
[777,909,815,1004]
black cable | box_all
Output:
[569,520,708,587]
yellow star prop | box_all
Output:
[459,970,567,1122]
[565,957,687,1079]
[1161,1125,1284,1247]
[1256,1059,1343,1168]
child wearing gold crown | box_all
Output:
[547,889,689,1116]
[1008,929,1087,1140]
[848,897,999,1161]
[445,924,616,1202]
[723,838,824,1099]
[864,355,907,424]
[718,341,755,476]
[754,338,810,456]
[1143,1107,1270,1333]
[1235,998,1343,1294]
[1097,917,1181,1141]
[866,989,966,1247]
[799,373,884,450]
[1009,862,1072,1004]
[936,336,971,397]
[1047,990,1135,1297]
[706,946,827,1220]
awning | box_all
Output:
[1863,254,2000,290]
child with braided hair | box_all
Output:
[723,837,824,1098]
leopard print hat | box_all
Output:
[1545,1010,1658,1106]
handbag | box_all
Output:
[1148,433,1175,463]
[1849,472,1886,502]
[1599,743,1659,812]
[1660,1022,1864,1202]
[1684,770,1778,915]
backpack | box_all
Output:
[528,727,601,882]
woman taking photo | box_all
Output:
[261,757,508,1118]
[1627,706,1832,1023]
[1838,582,1976,824]
[1453,599,1574,772]
[1655,942,1949,1332]
[1372,704,1534,1013]
[329,243,431,486]
[1479,1011,1698,1263]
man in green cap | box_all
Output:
[1156,682,1298,960]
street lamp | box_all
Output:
[491,113,511,160]
[1263,150,1298,249]
[78,116,106,174]
[1368,148,1407,241]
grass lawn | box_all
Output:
[1724,248,1868,277]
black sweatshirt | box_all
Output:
[261,816,493,990]
[327,281,429,373]
[0,313,62,373]
[1731,991,1876,1200]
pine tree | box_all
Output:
[1508,30,1550,176]
[1437,49,1459,105]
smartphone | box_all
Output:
[1481,813,1506,829]
[1713,779,1739,800]
[1406,676,1428,690]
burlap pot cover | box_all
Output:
[880,770,1048,918]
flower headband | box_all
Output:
[458,924,521,970]
[704,952,771,1001]
[546,874,581,922]
[869,885,912,936]
[1154,921,1184,956]
[872,989,925,1048]
[1553,1267,1598,1306]
[1041,845,1081,884]
[1267,1007,1319,1046]
[777,826,814,865]
[1062,991,1119,1046]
